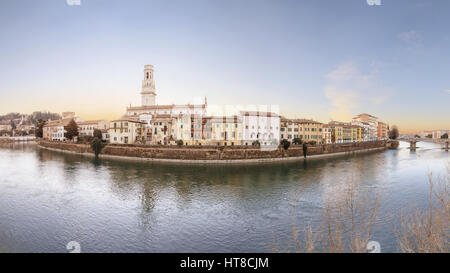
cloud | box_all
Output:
[323,62,393,121]
[398,30,422,43]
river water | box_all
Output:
[0,142,448,253]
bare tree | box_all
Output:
[397,172,449,253]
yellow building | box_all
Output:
[207,116,242,146]
[328,121,363,143]
[328,122,344,143]
[299,119,323,143]
[351,125,363,142]
[149,114,174,145]
[108,118,146,144]
[280,117,323,144]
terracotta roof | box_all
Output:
[43,118,73,127]
[240,111,279,117]
[281,117,322,124]
[111,118,146,124]
[77,120,105,125]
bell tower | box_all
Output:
[141,64,156,106]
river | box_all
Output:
[0,141,448,252]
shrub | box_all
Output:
[280,139,290,150]
[176,140,184,146]
[252,140,261,147]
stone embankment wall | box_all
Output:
[0,137,36,143]
[37,140,387,162]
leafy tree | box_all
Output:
[90,137,104,158]
[65,119,79,141]
[10,120,16,130]
[35,119,46,138]
[388,125,399,140]
[281,139,290,150]
[93,129,103,140]
[292,138,303,145]
[426,134,432,138]
[441,133,449,139]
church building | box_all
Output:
[126,65,207,119]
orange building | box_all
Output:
[377,122,388,139]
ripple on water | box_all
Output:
[0,142,448,252]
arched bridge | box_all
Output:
[399,137,449,151]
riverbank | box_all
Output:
[37,140,388,164]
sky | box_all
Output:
[0,0,449,133]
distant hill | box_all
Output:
[0,111,61,125]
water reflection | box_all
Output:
[0,142,448,252]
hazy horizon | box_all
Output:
[1,0,449,134]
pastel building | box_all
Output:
[322,124,332,144]
[108,118,146,144]
[280,117,324,144]
[241,111,280,146]
[78,120,108,137]
[328,121,344,143]
[207,116,243,146]
[377,122,388,140]
[352,113,378,141]
[43,118,72,141]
